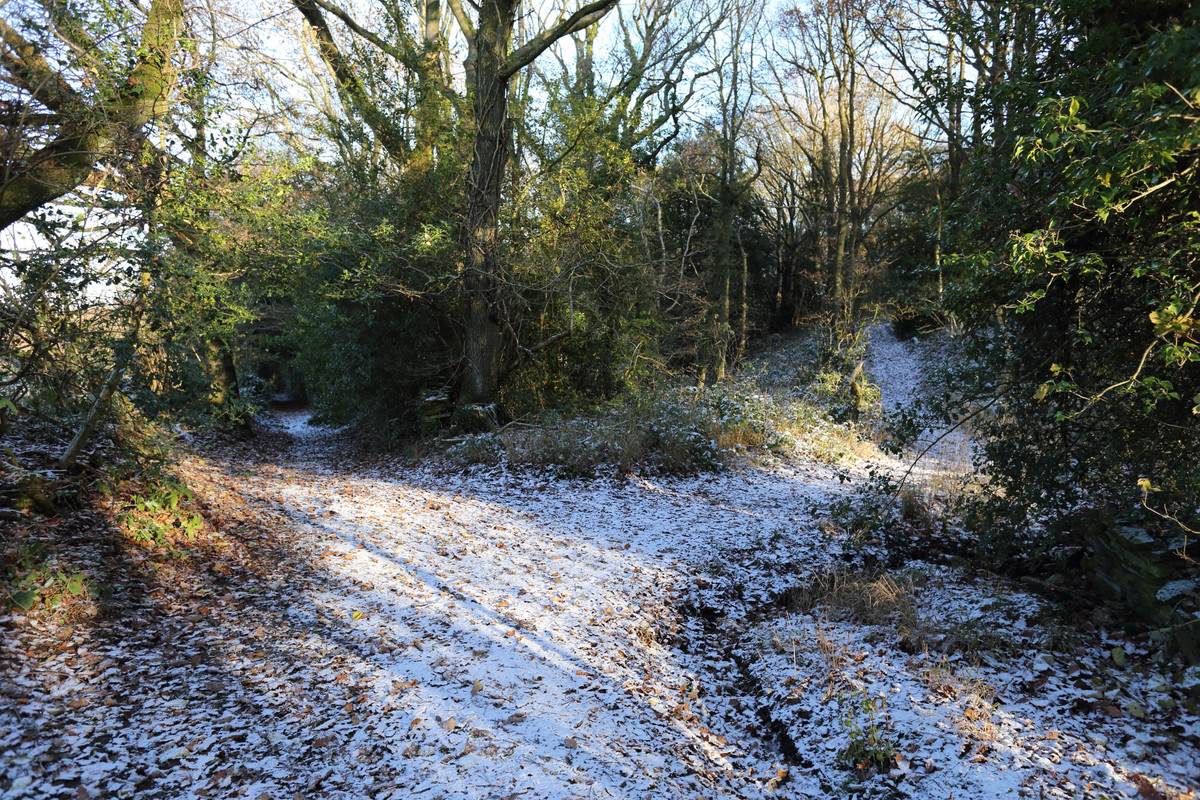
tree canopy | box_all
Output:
[1,0,1195,537]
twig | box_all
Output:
[890,396,997,497]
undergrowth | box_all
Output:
[779,566,1040,664]
[445,381,853,476]
[0,539,89,612]
[1,409,212,617]
[107,477,205,547]
[837,689,897,773]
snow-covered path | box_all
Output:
[867,323,977,494]
[0,416,860,799]
[185,421,851,798]
[866,323,925,416]
[2,346,1197,800]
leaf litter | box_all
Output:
[0,327,1196,799]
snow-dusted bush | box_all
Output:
[445,381,835,476]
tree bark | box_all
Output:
[455,0,616,407]
[458,0,514,406]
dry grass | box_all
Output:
[714,424,770,452]
[783,569,920,630]
[899,488,934,529]
[813,622,850,674]
[919,657,1000,742]
[900,422,986,510]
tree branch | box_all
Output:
[443,0,475,40]
[501,0,616,80]
[0,0,185,231]
[291,0,412,161]
[304,0,420,70]
[0,15,86,114]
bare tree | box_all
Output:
[755,117,819,327]
[770,0,914,308]
[693,0,764,383]
[605,0,726,163]
[864,0,1051,201]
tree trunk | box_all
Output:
[736,226,749,361]
[459,0,514,407]
[206,339,242,407]
[702,192,737,384]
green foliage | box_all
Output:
[824,468,916,564]
[785,316,883,422]
[113,472,202,546]
[286,181,460,442]
[1,541,89,611]
[934,2,1200,550]
[494,97,670,415]
[837,689,896,772]
[125,152,319,429]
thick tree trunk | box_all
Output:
[459,0,514,407]
[206,339,242,407]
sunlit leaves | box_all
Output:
[936,1,1200,540]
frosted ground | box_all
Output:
[1,327,1196,799]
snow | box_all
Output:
[865,322,925,416]
[866,323,981,505]
[1,331,1196,799]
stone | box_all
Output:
[1123,701,1147,719]
[1124,740,1152,762]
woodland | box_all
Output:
[1,0,1199,797]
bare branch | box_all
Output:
[291,0,412,161]
[444,0,475,40]
[501,0,616,80]
[0,15,86,114]
[304,0,420,70]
